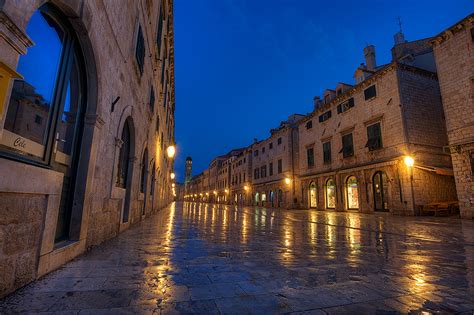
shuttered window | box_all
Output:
[337,97,355,114]
[319,110,332,122]
[342,133,354,158]
[323,141,331,164]
[135,25,145,74]
[307,147,314,167]
[366,122,383,151]
[364,85,377,100]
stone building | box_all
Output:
[230,147,253,205]
[250,114,304,209]
[298,37,456,215]
[431,14,474,220]
[0,0,176,297]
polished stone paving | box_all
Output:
[1,202,474,314]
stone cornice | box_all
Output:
[430,14,474,46]
[0,11,33,55]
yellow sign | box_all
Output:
[0,61,22,117]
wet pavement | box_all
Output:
[1,201,474,314]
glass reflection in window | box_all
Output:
[2,10,64,158]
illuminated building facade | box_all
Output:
[0,0,175,297]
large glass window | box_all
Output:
[1,8,66,160]
[309,182,317,208]
[346,176,359,209]
[325,178,336,209]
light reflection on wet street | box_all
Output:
[2,201,474,314]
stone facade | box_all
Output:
[250,115,304,209]
[431,14,474,219]
[230,147,253,205]
[185,30,459,216]
[0,0,175,297]
[298,45,456,215]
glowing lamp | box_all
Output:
[166,145,176,159]
[284,177,291,185]
[404,156,415,168]
[170,173,176,179]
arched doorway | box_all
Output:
[346,176,359,210]
[309,182,317,208]
[269,191,274,207]
[255,192,260,206]
[325,178,336,209]
[373,171,389,211]
[117,118,134,222]
[140,148,148,215]
[277,189,283,207]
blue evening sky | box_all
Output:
[173,0,472,181]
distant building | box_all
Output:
[431,14,474,219]
[250,114,304,209]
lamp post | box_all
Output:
[404,156,417,215]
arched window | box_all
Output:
[325,178,336,209]
[309,182,317,208]
[117,120,131,188]
[373,171,389,211]
[346,176,359,209]
[140,148,148,193]
[255,192,260,203]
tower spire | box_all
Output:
[393,16,406,45]
[397,16,403,33]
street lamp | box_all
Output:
[244,185,249,191]
[166,145,176,159]
[170,172,175,179]
[404,155,417,215]
[404,156,415,168]
[224,189,229,194]
[284,177,291,185]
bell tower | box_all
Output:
[184,156,192,189]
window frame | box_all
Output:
[0,4,87,168]
[135,24,145,74]
[306,146,314,167]
[323,141,331,164]
[342,133,354,158]
[367,122,383,151]
[364,85,377,100]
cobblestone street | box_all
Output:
[1,202,474,314]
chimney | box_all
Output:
[393,31,406,45]
[363,45,376,71]
[313,96,321,110]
